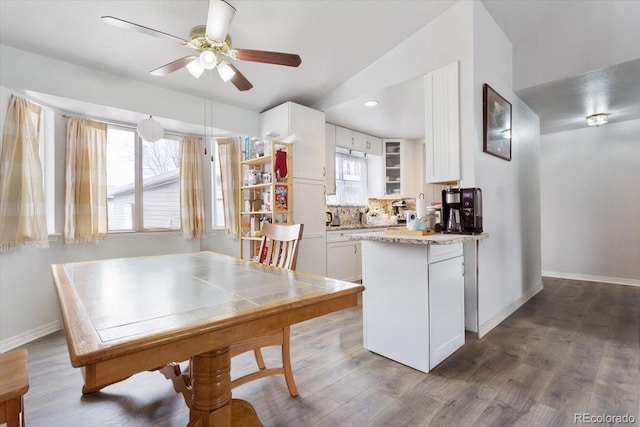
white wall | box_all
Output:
[0,45,259,137]
[0,47,260,351]
[470,3,542,336]
[316,1,543,337]
[540,119,640,286]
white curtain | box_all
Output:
[326,152,368,206]
[64,117,108,244]
[180,136,206,239]
[217,137,240,239]
[0,95,48,252]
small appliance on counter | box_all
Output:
[439,188,482,234]
[325,211,333,226]
[391,200,408,223]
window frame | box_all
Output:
[106,124,186,233]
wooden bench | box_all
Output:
[0,349,29,427]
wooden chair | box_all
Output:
[230,222,304,397]
[0,349,29,427]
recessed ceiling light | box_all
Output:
[364,100,379,107]
[586,113,610,127]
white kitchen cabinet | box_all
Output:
[294,178,327,276]
[367,135,383,156]
[259,102,327,276]
[362,240,464,373]
[429,254,464,368]
[327,240,361,282]
[325,123,336,195]
[260,102,326,181]
[326,229,362,282]
[425,61,460,184]
[383,139,419,198]
[335,125,354,149]
[334,125,382,156]
[353,132,383,156]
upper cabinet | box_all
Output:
[425,61,460,184]
[335,125,383,156]
[325,123,336,195]
[383,139,420,198]
[354,131,383,156]
[335,125,354,150]
[260,102,326,181]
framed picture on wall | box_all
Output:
[483,83,512,161]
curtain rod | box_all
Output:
[61,114,204,140]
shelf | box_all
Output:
[239,140,293,262]
[241,155,273,166]
[241,183,272,190]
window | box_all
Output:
[326,152,368,206]
[106,125,181,232]
[210,139,225,228]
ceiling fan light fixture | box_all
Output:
[137,116,164,142]
[217,61,236,82]
[199,50,218,70]
[586,113,610,127]
[206,0,237,43]
[186,58,205,78]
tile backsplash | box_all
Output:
[325,205,367,227]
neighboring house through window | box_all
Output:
[106,125,181,231]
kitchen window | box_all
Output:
[326,152,368,206]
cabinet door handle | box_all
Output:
[322,166,326,177]
[354,245,357,254]
[462,262,465,276]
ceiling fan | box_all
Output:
[101,0,302,91]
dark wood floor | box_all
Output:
[17,277,640,426]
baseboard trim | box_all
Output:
[478,280,544,339]
[0,320,61,353]
[542,271,639,287]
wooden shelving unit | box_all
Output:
[238,140,293,261]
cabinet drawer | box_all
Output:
[429,243,463,263]
[327,230,353,243]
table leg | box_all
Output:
[187,348,261,427]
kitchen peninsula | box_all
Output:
[348,231,487,372]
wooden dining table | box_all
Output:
[51,251,364,426]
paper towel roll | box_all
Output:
[416,199,427,220]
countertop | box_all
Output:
[347,231,489,245]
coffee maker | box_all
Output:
[440,188,482,234]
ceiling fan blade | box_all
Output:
[101,16,188,43]
[233,49,302,67]
[226,63,253,91]
[205,0,236,43]
[150,56,198,76]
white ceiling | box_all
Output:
[1,0,639,138]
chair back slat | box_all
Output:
[257,223,304,270]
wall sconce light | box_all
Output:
[586,113,610,127]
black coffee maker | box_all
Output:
[440,188,483,234]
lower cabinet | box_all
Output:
[327,240,361,282]
[326,229,364,282]
[362,240,464,372]
[428,254,464,368]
